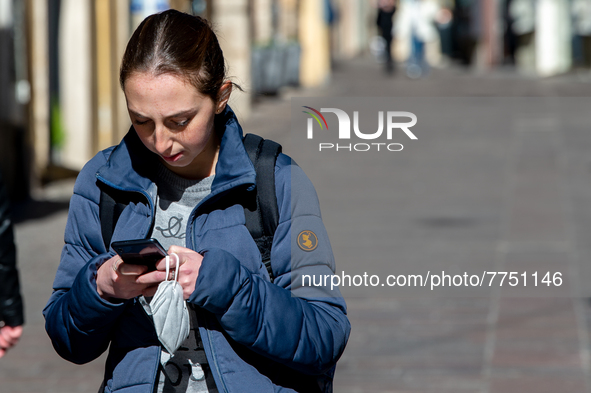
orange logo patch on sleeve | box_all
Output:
[297,230,318,251]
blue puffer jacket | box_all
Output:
[43,108,350,393]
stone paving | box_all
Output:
[3,57,591,392]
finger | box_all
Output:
[0,348,5,358]
[154,257,169,271]
[135,270,167,285]
[0,334,8,349]
[10,326,23,339]
[168,245,191,255]
[111,257,123,274]
[175,253,185,266]
[5,326,22,344]
[4,335,18,346]
[118,263,148,276]
[154,254,184,272]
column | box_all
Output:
[253,0,273,44]
[94,0,132,152]
[94,0,115,151]
[59,0,93,169]
[113,0,131,142]
[536,0,572,76]
[212,0,251,119]
[27,0,50,182]
[299,0,330,87]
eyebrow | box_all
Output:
[129,109,196,119]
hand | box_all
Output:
[0,325,23,358]
[96,255,162,301]
[137,246,203,300]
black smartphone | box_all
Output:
[111,238,167,271]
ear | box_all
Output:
[215,81,233,114]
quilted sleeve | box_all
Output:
[43,150,129,364]
[190,153,350,374]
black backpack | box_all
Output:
[99,134,282,283]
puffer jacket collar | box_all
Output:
[95,106,256,196]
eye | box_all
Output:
[173,119,190,127]
[133,119,149,126]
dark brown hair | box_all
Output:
[120,10,226,101]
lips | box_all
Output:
[162,152,182,162]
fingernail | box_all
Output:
[119,265,140,276]
[120,269,140,276]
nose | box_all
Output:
[153,124,173,155]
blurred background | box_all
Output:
[0,0,589,199]
[3,0,591,392]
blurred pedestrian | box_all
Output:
[435,2,453,62]
[509,0,535,69]
[503,0,518,64]
[572,0,591,68]
[0,170,24,358]
[377,0,397,74]
[406,0,439,79]
[43,9,349,393]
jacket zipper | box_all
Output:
[96,174,162,393]
[184,187,252,393]
[99,174,252,393]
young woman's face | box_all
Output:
[124,72,229,179]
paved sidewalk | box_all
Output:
[3,57,591,392]
[320,60,591,393]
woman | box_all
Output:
[43,10,350,393]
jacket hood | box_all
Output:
[96,105,256,195]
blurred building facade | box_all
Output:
[0,0,588,200]
[0,0,372,199]
[0,0,30,201]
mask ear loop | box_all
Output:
[172,253,179,281]
[165,255,171,282]
[165,253,180,282]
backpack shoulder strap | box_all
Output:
[99,187,129,251]
[243,133,282,283]
[98,135,283,281]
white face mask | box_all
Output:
[148,253,190,364]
